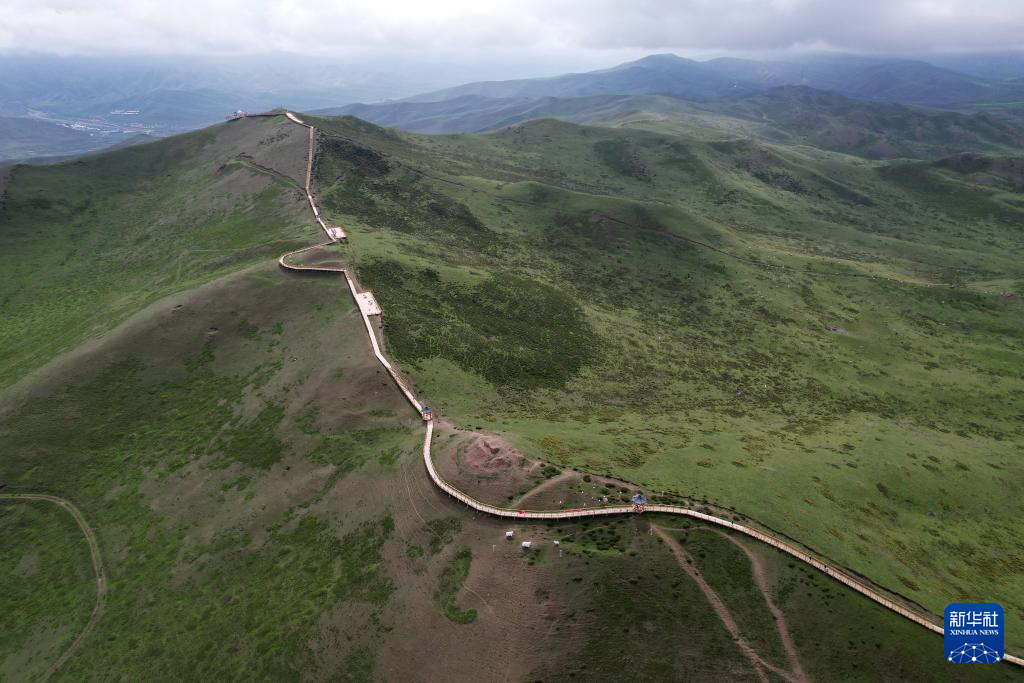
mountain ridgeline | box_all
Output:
[402,53,1024,107]
[321,53,1024,161]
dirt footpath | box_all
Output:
[0,494,106,681]
[652,525,800,683]
[707,529,807,681]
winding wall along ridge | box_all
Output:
[275,111,1023,668]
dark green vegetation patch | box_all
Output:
[0,502,96,682]
[434,548,477,624]
[361,260,598,390]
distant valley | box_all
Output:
[0,115,153,164]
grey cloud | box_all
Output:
[0,0,1022,56]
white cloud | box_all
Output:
[0,0,1022,56]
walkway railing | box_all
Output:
[275,111,1023,668]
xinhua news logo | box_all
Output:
[945,603,1003,663]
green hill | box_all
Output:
[2,111,1023,679]
[0,115,311,389]
[705,87,1024,159]
[309,113,1024,648]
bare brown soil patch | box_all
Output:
[310,444,579,682]
[431,424,650,511]
[432,426,544,505]
[463,434,527,474]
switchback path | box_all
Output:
[1,494,107,681]
[273,111,1024,669]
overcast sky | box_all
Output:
[2,0,1023,57]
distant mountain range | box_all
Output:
[4,51,1024,163]
[397,53,1024,108]
[318,53,1024,160]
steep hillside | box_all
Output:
[933,152,1024,188]
[0,117,581,681]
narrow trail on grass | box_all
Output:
[0,493,106,682]
[653,524,789,683]
[511,470,578,508]
[702,527,808,681]
[269,111,1024,669]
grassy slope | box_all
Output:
[2,110,1023,678]
[0,116,423,678]
[0,116,753,680]
[0,268,418,680]
[519,514,1022,681]
[673,522,1021,681]
[0,501,96,682]
[588,89,1024,160]
[0,115,311,390]
[309,114,1024,647]
[0,263,760,681]
[537,518,765,681]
